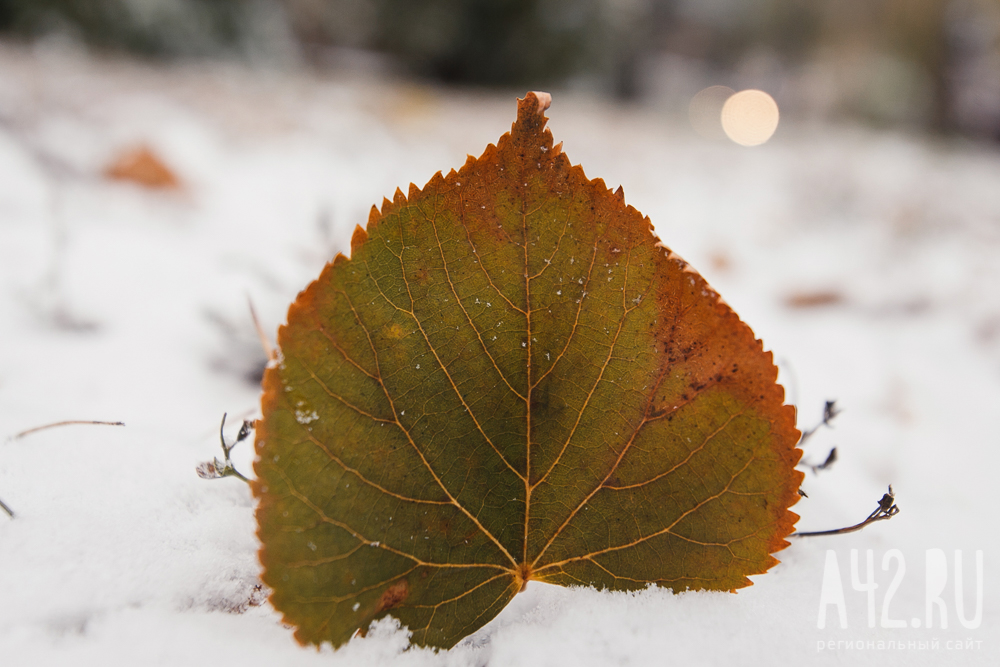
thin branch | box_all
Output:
[0,497,14,519]
[791,486,900,538]
[9,420,125,441]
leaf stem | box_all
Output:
[0,496,14,519]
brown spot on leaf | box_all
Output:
[374,580,409,614]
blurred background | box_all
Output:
[1,0,999,139]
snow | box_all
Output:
[1,41,998,665]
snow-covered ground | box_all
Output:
[0,42,997,665]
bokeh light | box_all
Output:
[689,85,736,141]
[721,89,780,146]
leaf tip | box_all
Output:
[527,90,552,113]
[514,92,552,137]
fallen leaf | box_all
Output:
[253,92,802,649]
[104,145,180,189]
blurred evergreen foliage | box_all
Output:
[0,0,252,56]
[0,0,997,136]
[0,0,649,91]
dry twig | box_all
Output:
[792,486,900,537]
[3,419,125,518]
[10,420,125,441]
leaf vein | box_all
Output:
[387,234,526,483]
[423,199,527,402]
[534,452,760,572]
[335,289,519,566]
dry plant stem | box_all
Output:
[3,419,125,519]
[248,296,277,362]
[797,400,841,447]
[792,486,899,537]
[804,446,837,475]
[10,420,125,441]
[796,401,839,480]
[216,413,251,483]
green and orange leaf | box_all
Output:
[252,92,803,649]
